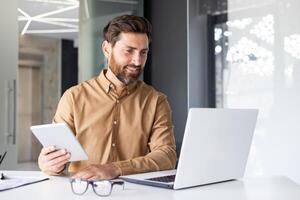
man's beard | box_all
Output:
[109,54,143,85]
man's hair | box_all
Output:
[103,15,152,46]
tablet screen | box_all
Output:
[30,123,88,161]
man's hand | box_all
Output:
[71,164,121,180]
[38,146,71,175]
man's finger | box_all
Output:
[87,175,99,181]
[71,171,84,179]
[48,153,70,167]
[49,163,66,174]
[81,173,94,180]
[46,149,68,161]
[40,146,56,155]
[72,170,92,180]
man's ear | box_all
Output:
[102,40,111,58]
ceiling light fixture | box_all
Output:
[26,29,78,33]
[33,5,78,19]
[18,8,32,35]
[19,17,79,22]
[22,19,32,35]
[34,18,78,28]
[18,3,79,35]
[18,0,79,36]
[97,0,138,5]
[26,0,79,6]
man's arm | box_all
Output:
[38,90,74,175]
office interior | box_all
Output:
[0,0,300,185]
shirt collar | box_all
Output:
[97,69,139,95]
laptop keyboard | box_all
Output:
[146,175,176,183]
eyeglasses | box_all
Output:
[70,178,124,197]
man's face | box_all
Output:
[103,32,149,85]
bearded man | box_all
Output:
[38,15,177,180]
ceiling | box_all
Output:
[18,0,79,40]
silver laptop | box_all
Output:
[120,108,258,189]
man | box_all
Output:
[38,15,177,180]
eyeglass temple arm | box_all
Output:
[112,181,125,189]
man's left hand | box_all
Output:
[71,164,121,180]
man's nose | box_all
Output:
[132,53,143,66]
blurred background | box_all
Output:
[1,0,300,184]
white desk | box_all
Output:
[1,171,300,200]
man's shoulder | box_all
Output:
[138,81,167,99]
[64,76,99,96]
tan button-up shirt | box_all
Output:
[53,69,177,175]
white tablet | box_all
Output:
[30,123,88,161]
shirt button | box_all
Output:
[112,143,116,147]
[113,120,117,125]
[116,100,120,104]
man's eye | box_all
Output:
[141,51,148,56]
[126,49,133,54]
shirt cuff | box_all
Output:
[111,160,133,176]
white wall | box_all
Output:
[224,0,300,183]
[0,0,18,169]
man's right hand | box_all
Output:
[38,146,71,175]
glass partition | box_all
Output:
[79,0,144,81]
[213,0,300,183]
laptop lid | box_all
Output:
[120,108,258,190]
[174,108,258,189]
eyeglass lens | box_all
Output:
[71,179,124,197]
[71,179,88,195]
[92,180,112,196]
